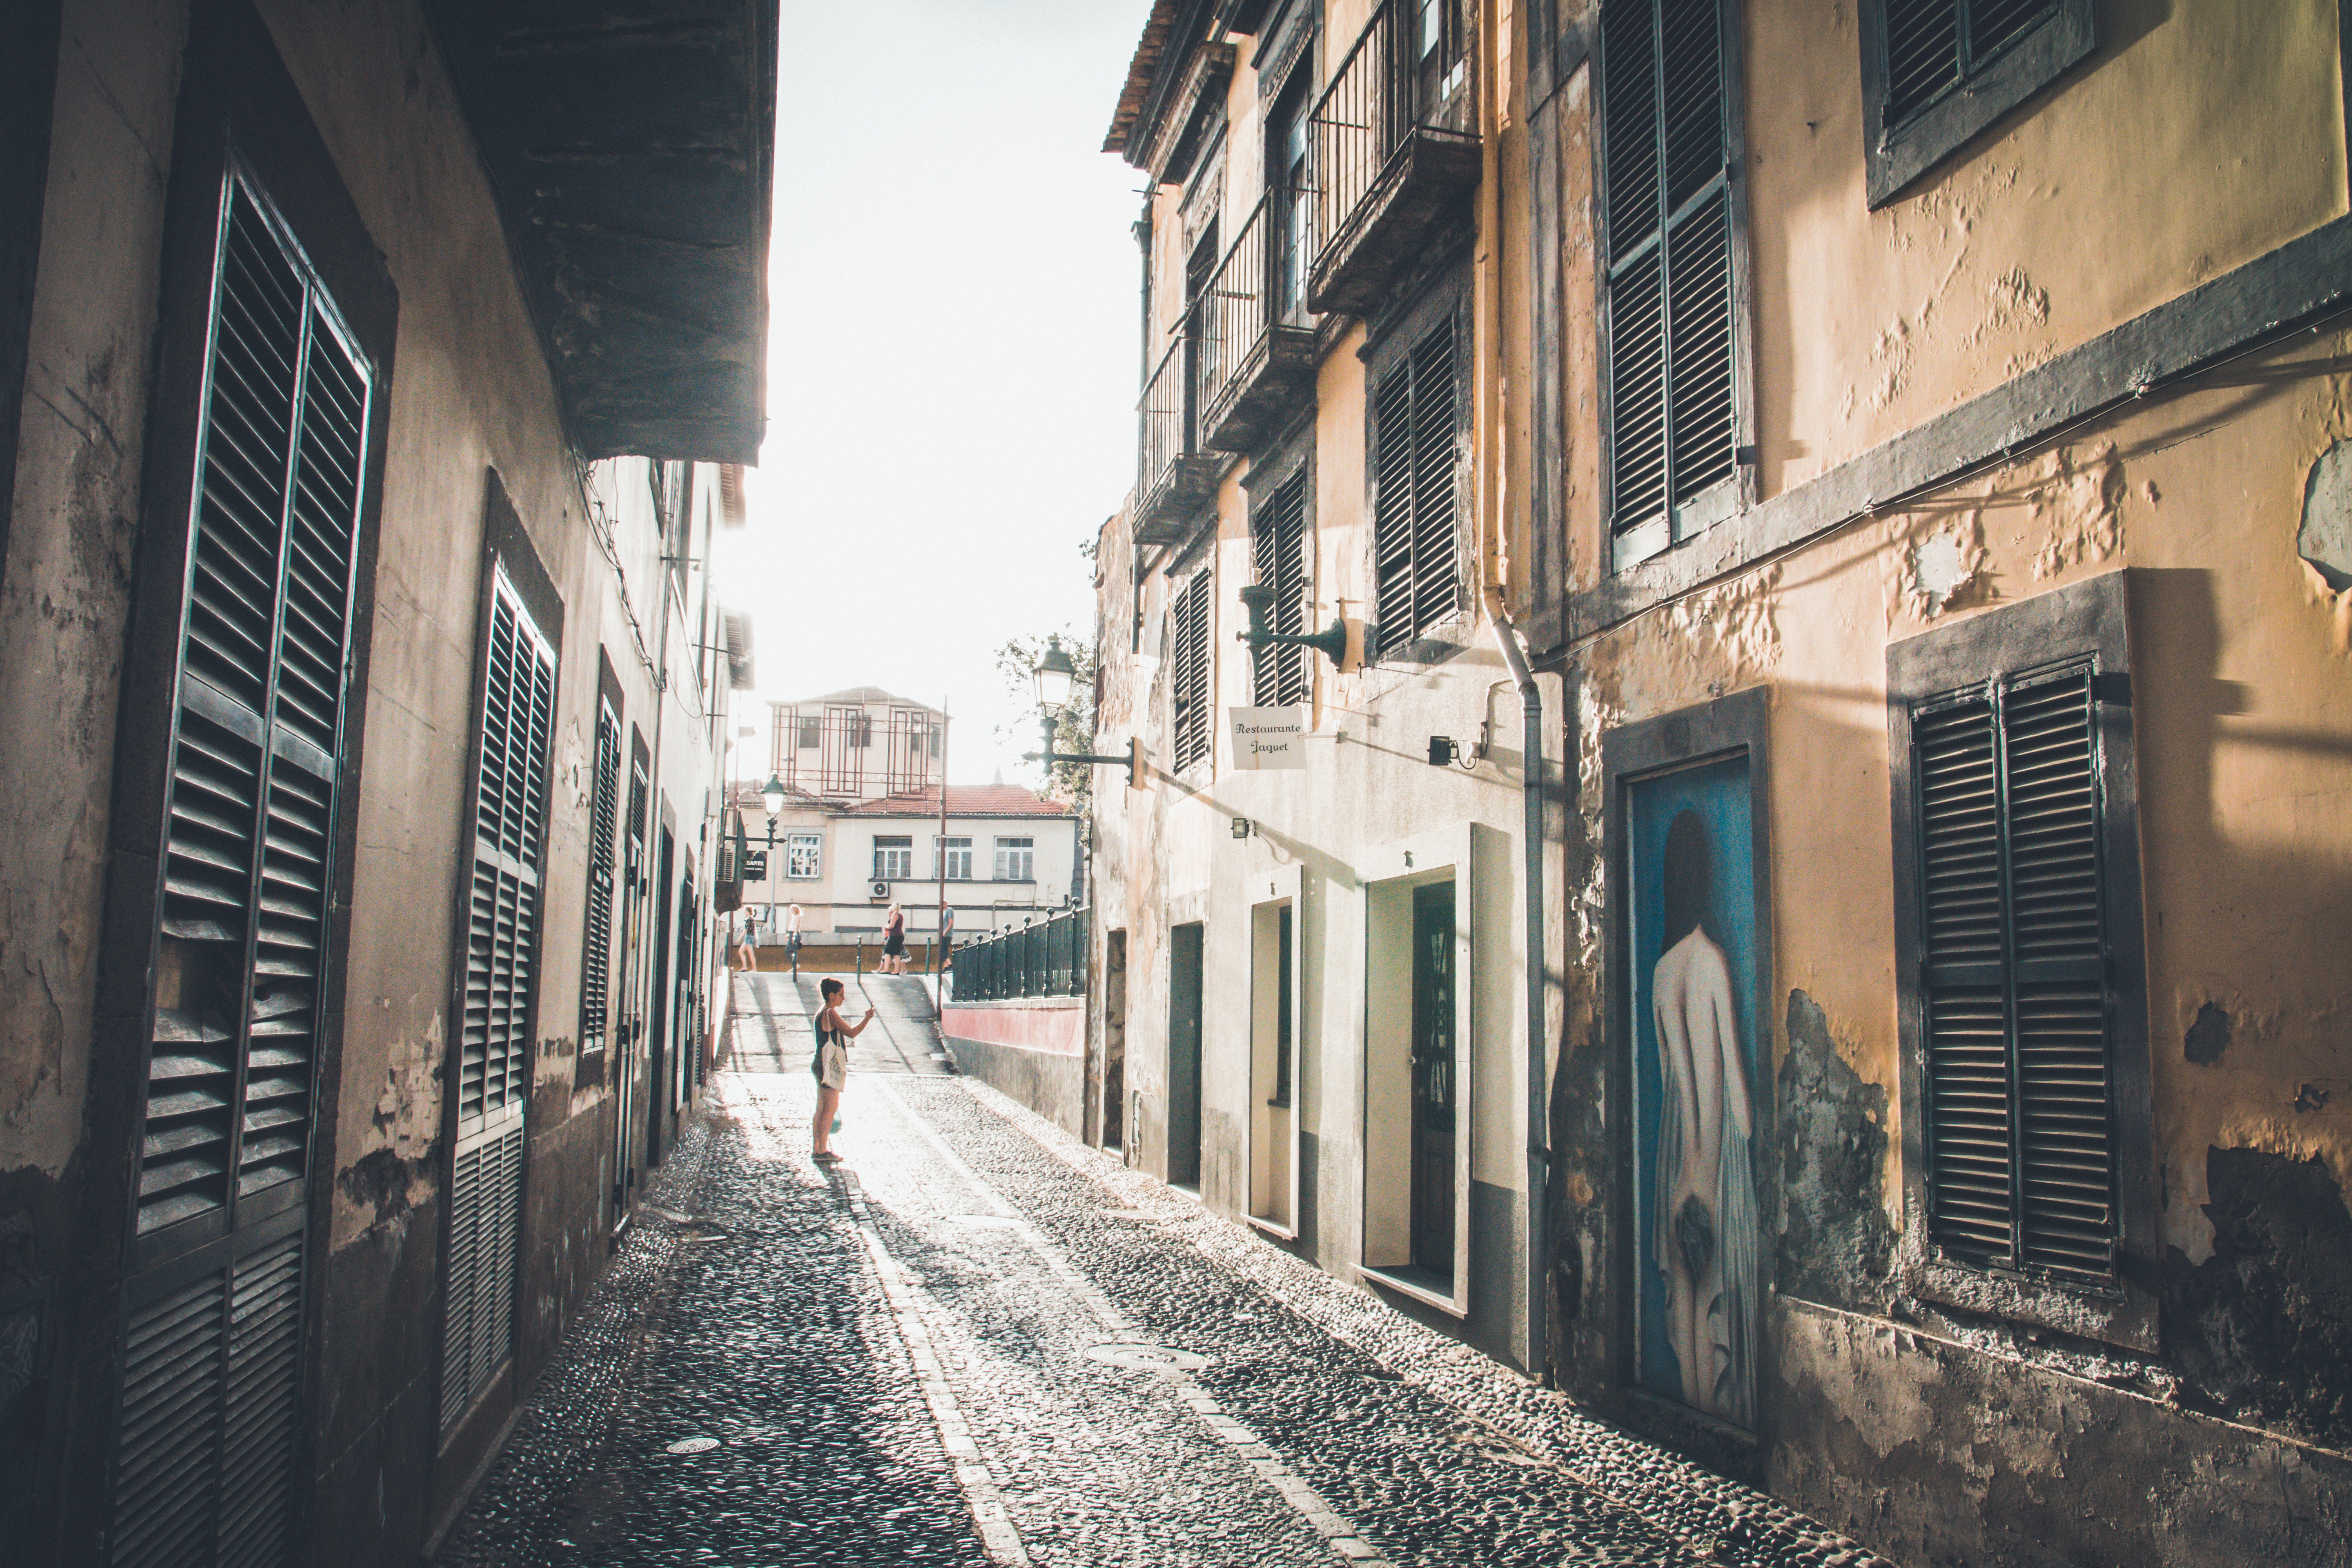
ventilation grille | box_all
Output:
[1915,667,2113,1280]
[1251,470,1310,708]
[1601,0,1738,541]
[1883,0,2056,127]
[439,1125,523,1430]
[1371,318,1461,657]
[108,1230,303,1568]
[579,700,621,1058]
[1170,570,1213,772]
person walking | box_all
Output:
[811,978,874,1163]
[732,914,757,973]
[881,902,908,975]
[787,903,803,960]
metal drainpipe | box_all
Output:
[1484,586,1548,1381]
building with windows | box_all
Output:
[736,780,1079,946]
[766,685,945,804]
[0,3,771,1563]
[1089,1,2352,1563]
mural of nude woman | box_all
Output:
[1650,808,1758,1426]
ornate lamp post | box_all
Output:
[1024,634,1140,789]
[759,772,786,937]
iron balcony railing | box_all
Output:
[1139,336,1194,500]
[1306,0,1478,314]
[1194,198,1261,428]
[1196,194,1322,451]
[953,906,1088,1000]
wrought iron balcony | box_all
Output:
[1307,0,1481,318]
[1135,337,1221,543]
[1195,197,1319,453]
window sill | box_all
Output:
[1912,1254,2157,1354]
[1245,1211,1297,1242]
[1360,1263,1465,1318]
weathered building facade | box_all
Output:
[0,2,771,1564]
[1093,0,2352,1563]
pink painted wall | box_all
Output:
[940,1004,1083,1057]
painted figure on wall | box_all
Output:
[1631,760,1760,1428]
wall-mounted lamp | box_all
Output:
[1426,736,1459,767]
[1023,633,1143,788]
[1236,584,1354,670]
[1231,816,1252,839]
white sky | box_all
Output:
[713,0,1155,787]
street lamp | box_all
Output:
[760,773,785,936]
[1022,635,1141,789]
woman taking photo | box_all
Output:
[811,978,873,1163]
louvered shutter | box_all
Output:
[577,699,621,1063]
[1170,570,1212,771]
[1370,319,1461,658]
[1914,665,2114,1280]
[110,169,370,1568]
[1881,0,2054,126]
[1600,0,1738,550]
[441,572,555,1429]
[1251,471,1310,708]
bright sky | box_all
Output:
[713,0,1155,788]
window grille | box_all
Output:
[873,836,913,880]
[1170,569,1214,771]
[1371,319,1461,656]
[1911,663,2116,1280]
[995,837,1035,882]
[442,569,556,1430]
[786,833,822,879]
[1598,0,1740,557]
[1252,470,1311,707]
[937,836,973,880]
[578,698,621,1059]
[109,165,372,1568]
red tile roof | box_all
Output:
[841,785,1071,819]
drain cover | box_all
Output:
[665,1436,721,1455]
[1082,1342,1207,1372]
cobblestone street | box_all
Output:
[434,976,1889,1568]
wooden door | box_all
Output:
[1410,882,1456,1275]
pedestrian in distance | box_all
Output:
[882,901,908,975]
[787,902,803,959]
[811,978,874,1163]
[732,915,757,973]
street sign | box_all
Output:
[1228,706,1307,770]
[742,849,768,880]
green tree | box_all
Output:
[995,631,1096,811]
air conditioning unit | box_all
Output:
[870,880,890,898]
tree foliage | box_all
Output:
[994,631,1097,812]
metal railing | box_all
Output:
[951,906,1088,1000]
[1196,197,1267,425]
[770,704,942,799]
[1307,0,1471,268]
[1139,338,1195,501]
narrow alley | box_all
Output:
[433,975,1884,1568]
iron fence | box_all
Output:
[1196,196,1267,425]
[952,906,1089,1000]
[1139,338,1194,502]
[1308,0,1397,265]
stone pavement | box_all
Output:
[433,976,1895,1568]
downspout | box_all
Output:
[1485,584,1548,1382]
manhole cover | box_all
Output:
[665,1436,721,1455]
[1082,1342,1207,1372]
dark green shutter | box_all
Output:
[1600,0,1737,545]
[1882,0,2056,127]
[113,169,371,1568]
[1915,665,2114,1279]
[1171,570,1212,771]
[1251,470,1310,707]
[441,574,555,1429]
[1370,319,1460,658]
[579,698,621,1063]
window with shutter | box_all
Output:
[441,570,556,1430]
[1170,569,1214,771]
[1251,469,1311,707]
[1597,0,1744,569]
[1913,664,2116,1279]
[1370,319,1461,658]
[1861,0,2091,205]
[110,165,373,1567]
[578,697,621,1066]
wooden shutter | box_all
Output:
[110,168,370,1568]
[1882,0,2053,126]
[1170,570,1212,771]
[1251,470,1310,707]
[1600,0,1738,548]
[578,698,621,1061]
[1915,664,2114,1280]
[442,572,555,1429]
[1371,319,1461,659]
